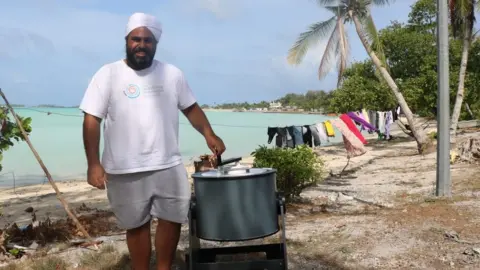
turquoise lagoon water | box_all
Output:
[0,108,344,187]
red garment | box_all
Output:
[339,114,367,145]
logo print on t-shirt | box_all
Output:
[124,84,141,99]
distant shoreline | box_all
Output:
[202,108,234,112]
[12,106,337,117]
[261,111,337,116]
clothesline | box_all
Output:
[266,108,399,159]
[7,108,326,129]
[6,108,400,138]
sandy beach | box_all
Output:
[0,157,254,229]
[1,122,480,269]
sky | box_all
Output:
[0,0,418,106]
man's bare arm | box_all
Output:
[181,103,215,137]
[83,113,102,166]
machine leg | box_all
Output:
[278,194,288,270]
[188,197,200,270]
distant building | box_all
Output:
[269,102,282,109]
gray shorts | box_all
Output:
[106,164,191,230]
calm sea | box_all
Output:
[0,108,343,187]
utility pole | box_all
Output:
[436,0,451,197]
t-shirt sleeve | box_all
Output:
[79,66,111,119]
[176,71,197,110]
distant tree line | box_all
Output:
[201,90,333,112]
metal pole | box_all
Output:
[436,0,451,197]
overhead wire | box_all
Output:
[16,107,292,129]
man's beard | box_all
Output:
[125,45,155,70]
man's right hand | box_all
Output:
[87,163,107,189]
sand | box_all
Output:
[0,156,255,229]
[2,121,480,269]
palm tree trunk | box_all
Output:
[450,23,472,136]
[465,103,474,119]
[350,11,429,153]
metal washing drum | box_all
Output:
[186,157,288,270]
[191,159,278,241]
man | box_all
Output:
[80,12,226,270]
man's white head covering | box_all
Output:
[125,12,162,42]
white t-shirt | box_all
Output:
[79,60,196,174]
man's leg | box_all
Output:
[127,221,152,270]
[155,219,181,270]
[106,172,155,270]
[149,164,191,270]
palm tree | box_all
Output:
[449,0,477,136]
[287,0,430,153]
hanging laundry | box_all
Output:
[340,114,367,144]
[378,112,386,134]
[355,111,366,131]
[346,112,377,132]
[309,125,322,146]
[315,123,329,142]
[267,127,277,144]
[331,119,366,158]
[287,126,304,146]
[302,125,313,147]
[368,110,377,130]
[285,128,294,148]
[275,134,282,147]
[276,128,288,147]
[301,126,307,135]
[362,108,370,124]
[392,108,398,121]
[324,121,335,137]
[385,111,394,140]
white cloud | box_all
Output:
[271,39,329,79]
[197,0,229,18]
[178,0,241,19]
[10,72,29,84]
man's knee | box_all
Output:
[155,218,181,228]
[127,220,151,234]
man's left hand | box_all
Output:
[205,134,226,156]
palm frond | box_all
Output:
[335,18,349,87]
[449,0,476,38]
[315,0,340,6]
[287,16,337,65]
[324,5,348,15]
[359,10,388,69]
[370,0,395,6]
[317,22,341,80]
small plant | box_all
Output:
[0,106,33,172]
[251,144,324,201]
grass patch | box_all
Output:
[78,244,130,270]
[2,257,68,270]
[31,257,68,270]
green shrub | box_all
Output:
[0,107,33,172]
[251,145,324,201]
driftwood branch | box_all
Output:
[0,88,98,249]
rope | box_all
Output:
[15,108,314,129]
